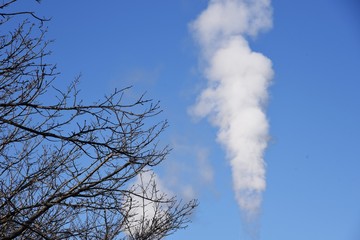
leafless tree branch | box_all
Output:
[0,1,198,239]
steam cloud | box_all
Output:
[190,0,273,223]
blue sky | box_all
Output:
[19,0,360,239]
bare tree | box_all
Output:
[0,1,197,239]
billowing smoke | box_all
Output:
[190,0,273,224]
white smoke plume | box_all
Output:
[190,0,273,225]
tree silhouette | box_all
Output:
[0,1,197,239]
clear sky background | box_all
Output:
[15,0,360,239]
